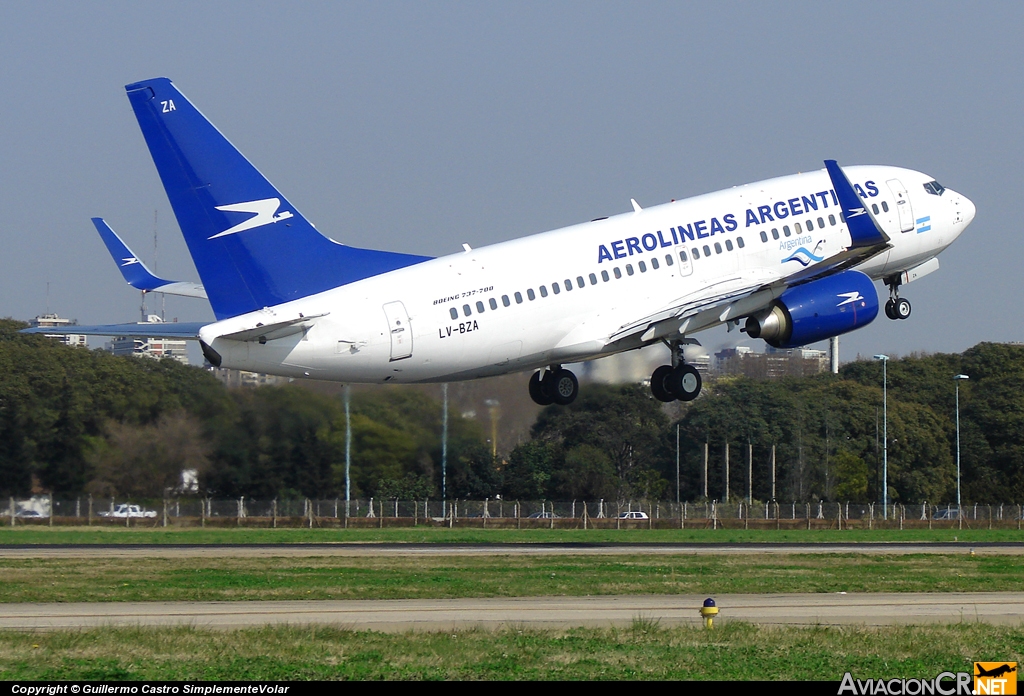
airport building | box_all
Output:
[106,315,189,365]
[28,314,88,348]
[715,345,828,379]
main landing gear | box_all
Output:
[650,340,702,403]
[884,276,912,321]
[528,366,579,406]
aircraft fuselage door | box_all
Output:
[382,301,412,361]
[887,179,915,232]
[676,247,693,277]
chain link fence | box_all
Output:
[2,496,1022,529]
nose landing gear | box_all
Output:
[528,366,579,406]
[884,276,912,320]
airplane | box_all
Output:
[27,77,976,407]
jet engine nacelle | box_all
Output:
[744,270,878,349]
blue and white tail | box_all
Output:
[125,77,431,320]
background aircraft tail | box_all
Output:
[125,77,431,320]
[92,217,207,299]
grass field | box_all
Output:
[0,623,1019,680]
[0,526,1020,544]
[2,554,1022,603]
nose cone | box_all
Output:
[960,193,976,227]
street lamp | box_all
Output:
[954,374,969,513]
[873,355,889,519]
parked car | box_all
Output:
[14,509,47,518]
[98,504,157,519]
[933,508,961,520]
[528,511,560,519]
[617,511,650,520]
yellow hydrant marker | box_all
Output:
[700,597,719,629]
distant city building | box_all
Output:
[715,345,828,379]
[207,367,289,388]
[28,313,87,348]
[106,315,189,365]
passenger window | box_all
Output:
[449,308,458,320]
[665,254,674,266]
[725,239,733,251]
[489,298,498,310]
[737,237,745,248]
[614,267,622,279]
[476,300,485,313]
[881,201,889,212]
[577,276,586,288]
[626,264,634,276]
[783,225,790,237]
[806,219,814,231]
[638,261,647,272]
[840,212,846,223]
[871,204,879,214]
[703,245,711,257]
[589,273,597,285]
[829,214,836,225]
[601,270,610,281]
[714,243,722,254]
[552,283,560,295]
[527,289,536,300]
[692,248,699,259]
[772,228,780,240]
[514,292,523,304]
[817,217,824,228]
[651,257,659,269]
[463,304,472,317]
[540,286,548,297]
[679,250,688,262]
[760,231,768,243]
[501,295,510,307]
[563,280,571,292]
[794,223,802,234]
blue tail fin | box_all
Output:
[92,217,207,299]
[125,78,431,320]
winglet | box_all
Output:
[824,160,890,248]
[92,218,208,299]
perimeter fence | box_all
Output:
[3,496,1022,530]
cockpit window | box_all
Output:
[923,180,945,196]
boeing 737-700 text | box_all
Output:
[27,77,976,406]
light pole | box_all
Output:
[954,374,969,512]
[873,355,889,519]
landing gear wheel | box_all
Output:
[884,299,898,320]
[650,365,675,403]
[668,364,702,402]
[551,368,579,406]
[528,371,554,406]
[894,297,912,320]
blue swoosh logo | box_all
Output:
[782,247,825,267]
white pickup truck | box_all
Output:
[98,504,157,518]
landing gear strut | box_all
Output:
[528,366,579,406]
[884,276,911,321]
[650,341,702,402]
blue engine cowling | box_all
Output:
[744,270,878,348]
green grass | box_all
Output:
[0,525,1020,545]
[0,623,1020,680]
[3,554,1023,603]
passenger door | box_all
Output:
[382,301,413,361]
[887,179,915,232]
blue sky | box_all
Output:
[1,2,1019,362]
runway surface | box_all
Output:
[3,593,1022,631]
[1,542,1021,558]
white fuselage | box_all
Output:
[201,165,974,383]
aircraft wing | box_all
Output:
[608,160,893,346]
[21,322,207,339]
[93,218,208,299]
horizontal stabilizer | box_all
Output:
[215,312,328,343]
[92,218,208,299]
[21,322,206,339]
